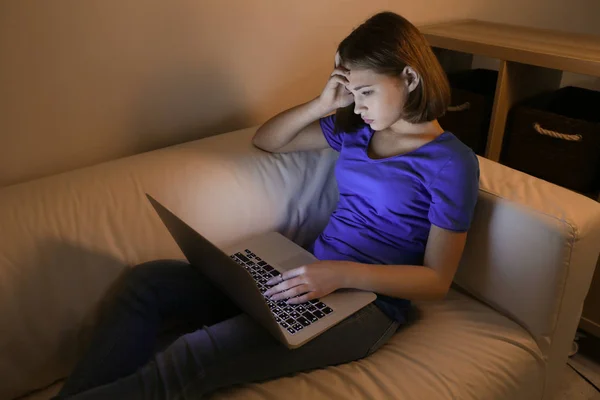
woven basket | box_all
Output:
[501,86,600,194]
[438,69,498,155]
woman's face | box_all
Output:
[344,68,408,131]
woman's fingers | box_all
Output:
[327,75,349,88]
[330,67,350,77]
[317,63,353,113]
[286,292,317,304]
[269,284,311,301]
[264,276,304,296]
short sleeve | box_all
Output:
[427,151,480,232]
[319,114,343,152]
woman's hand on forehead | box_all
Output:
[334,52,352,93]
[335,51,342,68]
[334,51,351,71]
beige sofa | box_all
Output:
[2,126,600,400]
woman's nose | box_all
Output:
[354,102,366,114]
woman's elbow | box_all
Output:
[434,280,453,300]
[251,129,274,152]
[433,287,449,301]
[426,281,450,301]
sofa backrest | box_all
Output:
[0,127,339,399]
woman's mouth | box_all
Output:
[363,118,374,124]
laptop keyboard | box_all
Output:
[230,249,334,335]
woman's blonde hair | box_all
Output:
[335,11,450,132]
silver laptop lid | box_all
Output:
[145,194,285,343]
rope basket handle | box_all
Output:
[447,102,471,112]
[533,123,583,142]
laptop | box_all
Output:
[146,194,376,349]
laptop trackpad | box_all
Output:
[277,252,317,272]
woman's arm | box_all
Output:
[252,59,353,153]
[252,99,331,153]
[265,225,468,304]
[342,225,467,301]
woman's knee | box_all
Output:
[125,259,189,286]
[115,259,190,304]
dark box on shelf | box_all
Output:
[501,86,600,194]
[438,68,498,155]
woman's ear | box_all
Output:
[402,66,420,93]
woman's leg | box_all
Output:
[57,259,242,398]
[63,302,400,399]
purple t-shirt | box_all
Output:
[308,115,480,322]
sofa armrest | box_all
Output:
[454,156,600,397]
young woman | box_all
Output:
[55,11,479,399]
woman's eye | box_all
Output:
[362,90,373,96]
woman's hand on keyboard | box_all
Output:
[264,260,350,304]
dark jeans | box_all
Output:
[56,259,400,399]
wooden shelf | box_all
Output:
[422,20,600,77]
[421,19,600,162]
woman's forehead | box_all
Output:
[346,68,391,87]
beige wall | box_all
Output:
[1,0,599,187]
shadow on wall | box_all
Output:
[131,62,253,154]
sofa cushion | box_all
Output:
[22,290,544,400]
